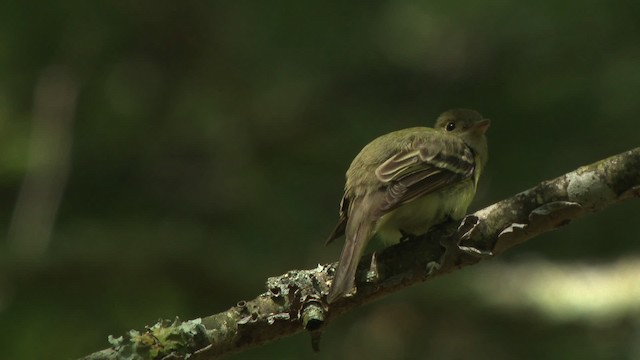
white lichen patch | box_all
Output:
[471,202,500,220]
[498,223,527,239]
[566,170,616,209]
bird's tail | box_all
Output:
[327,211,373,303]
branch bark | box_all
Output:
[80,147,640,360]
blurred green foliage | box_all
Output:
[1,1,639,359]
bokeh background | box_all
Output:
[1,1,640,359]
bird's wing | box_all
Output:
[374,137,475,215]
[325,136,475,244]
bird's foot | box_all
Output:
[430,216,464,270]
[425,260,441,276]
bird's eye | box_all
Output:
[445,122,456,131]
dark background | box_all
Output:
[1,1,640,359]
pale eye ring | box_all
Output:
[445,122,456,131]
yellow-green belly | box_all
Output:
[374,179,475,244]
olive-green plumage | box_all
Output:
[326,109,490,303]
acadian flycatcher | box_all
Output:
[326,109,490,303]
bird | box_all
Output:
[325,109,490,303]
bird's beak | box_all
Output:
[471,119,491,135]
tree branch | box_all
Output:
[80,147,640,360]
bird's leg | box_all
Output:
[425,216,460,275]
